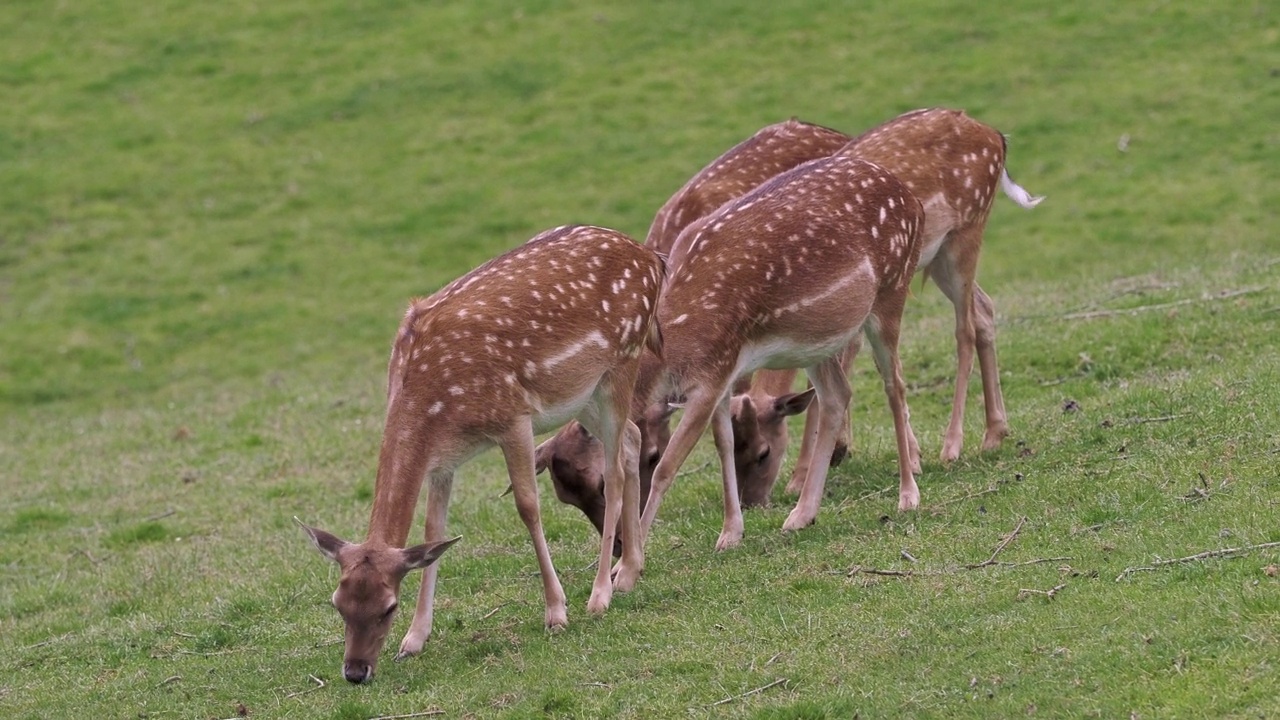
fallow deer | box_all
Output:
[633,155,924,550]
[297,225,664,683]
[739,108,1044,502]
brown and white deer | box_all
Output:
[740,107,1044,503]
[536,109,1041,538]
[632,154,924,550]
[297,225,664,683]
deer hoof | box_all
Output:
[898,491,920,512]
[545,608,569,631]
[715,529,743,551]
[782,509,815,532]
[981,426,1009,452]
[395,634,426,661]
[611,562,641,592]
[587,590,611,616]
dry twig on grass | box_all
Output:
[847,517,1072,579]
[706,678,788,708]
[285,674,326,699]
[965,516,1027,569]
[366,710,445,720]
[1059,287,1262,321]
[1115,541,1280,581]
[1017,583,1068,601]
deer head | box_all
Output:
[731,388,814,507]
[297,520,458,684]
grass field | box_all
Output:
[2,0,1278,717]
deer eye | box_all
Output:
[381,603,398,621]
[757,447,771,462]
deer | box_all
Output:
[631,154,925,550]
[296,225,664,683]
[735,107,1044,503]
[536,110,1041,540]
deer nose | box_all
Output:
[343,660,373,684]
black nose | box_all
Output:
[343,660,372,684]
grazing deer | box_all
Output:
[532,402,676,556]
[537,109,1041,542]
[738,107,1044,503]
[633,154,924,550]
[297,225,664,683]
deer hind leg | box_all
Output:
[928,234,981,464]
[973,284,1009,451]
[863,308,921,512]
[397,470,455,660]
[710,395,745,550]
[639,383,724,547]
[783,356,852,532]
[611,419,644,591]
[501,417,568,630]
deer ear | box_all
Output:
[775,388,816,417]
[295,518,349,563]
[400,536,462,572]
[533,439,552,475]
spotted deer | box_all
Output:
[537,109,1041,543]
[633,154,924,550]
[297,225,664,683]
[740,107,1044,502]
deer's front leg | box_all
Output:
[639,386,720,547]
[502,418,568,630]
[710,396,745,550]
[397,471,454,660]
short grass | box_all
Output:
[2,0,1278,717]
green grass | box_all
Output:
[2,0,1278,717]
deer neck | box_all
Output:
[364,417,433,548]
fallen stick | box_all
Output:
[707,678,788,707]
[366,710,445,720]
[1115,541,1280,581]
[1018,583,1068,601]
[1125,413,1190,425]
[286,674,326,699]
[143,509,177,522]
[965,517,1027,569]
[1060,287,1262,321]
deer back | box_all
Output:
[840,108,1007,263]
[645,119,852,256]
[657,156,923,388]
[385,225,665,453]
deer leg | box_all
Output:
[973,284,1010,451]
[929,245,979,463]
[397,470,454,660]
[863,313,921,512]
[783,357,851,532]
[831,334,861,468]
[610,419,644,591]
[786,335,862,494]
[710,396,745,550]
[639,385,721,547]
[501,417,568,630]
[785,389,820,496]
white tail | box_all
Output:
[298,225,663,682]
[1000,168,1045,209]
[632,155,925,550]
